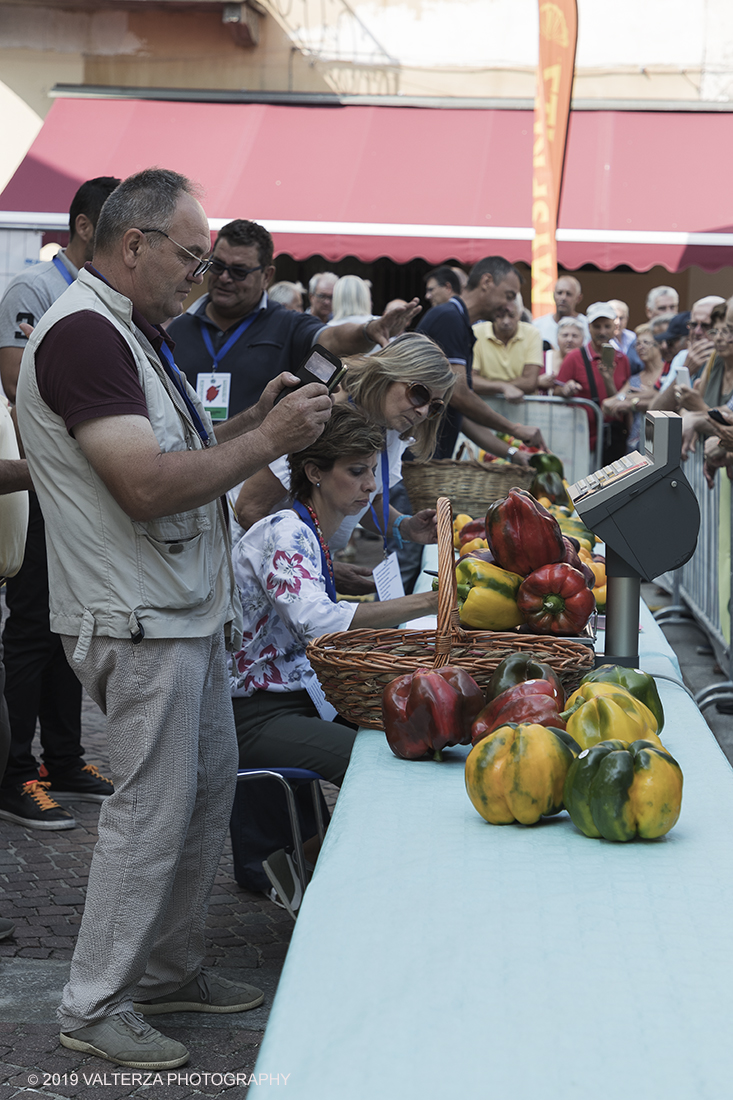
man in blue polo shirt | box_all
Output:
[416,256,545,461]
[169,219,419,422]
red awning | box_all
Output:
[2,96,732,272]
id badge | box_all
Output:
[373,551,405,602]
[303,669,338,721]
[196,372,231,421]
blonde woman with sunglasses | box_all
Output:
[234,332,455,593]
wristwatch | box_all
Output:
[506,446,518,460]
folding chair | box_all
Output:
[233,767,327,896]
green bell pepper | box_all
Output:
[579,664,664,732]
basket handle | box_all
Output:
[434,496,461,667]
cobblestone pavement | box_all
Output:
[0,684,312,1097]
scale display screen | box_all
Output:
[567,412,699,582]
[569,451,651,505]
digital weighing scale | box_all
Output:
[568,411,700,666]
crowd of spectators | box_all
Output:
[418,266,733,483]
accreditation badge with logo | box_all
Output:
[197,373,231,421]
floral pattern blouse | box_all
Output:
[230,511,357,697]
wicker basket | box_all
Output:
[306,496,595,728]
[402,444,534,516]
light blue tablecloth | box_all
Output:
[251,559,733,1100]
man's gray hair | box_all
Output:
[693,295,726,312]
[557,315,585,334]
[556,274,582,295]
[308,271,338,296]
[608,298,629,316]
[93,168,199,254]
[269,281,304,308]
[646,285,678,311]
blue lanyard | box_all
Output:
[368,449,391,553]
[158,343,211,447]
[52,254,74,286]
[292,501,337,602]
[199,311,259,369]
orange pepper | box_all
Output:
[587,560,606,588]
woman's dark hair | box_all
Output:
[288,405,384,503]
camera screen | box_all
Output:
[307,352,336,384]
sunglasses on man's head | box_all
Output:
[405,382,444,420]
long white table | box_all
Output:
[250,569,733,1099]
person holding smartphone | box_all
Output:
[601,325,667,452]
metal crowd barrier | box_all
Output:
[478,394,604,482]
[654,445,733,710]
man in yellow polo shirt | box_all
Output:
[471,299,543,402]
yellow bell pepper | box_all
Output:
[593,584,607,613]
[455,558,525,631]
[453,514,474,550]
[460,537,489,555]
[562,685,663,751]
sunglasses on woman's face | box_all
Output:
[405,382,445,420]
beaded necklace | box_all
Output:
[292,500,337,602]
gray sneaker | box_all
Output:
[59,1010,189,1069]
[134,970,264,1015]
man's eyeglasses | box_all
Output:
[405,382,445,421]
[208,258,263,282]
[140,229,212,278]
[313,292,333,302]
[687,320,712,332]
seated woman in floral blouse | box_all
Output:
[230,405,443,908]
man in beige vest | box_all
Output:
[16,168,332,1071]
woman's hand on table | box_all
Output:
[402,509,438,544]
[333,562,376,596]
[350,587,438,628]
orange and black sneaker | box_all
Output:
[0,780,75,830]
[45,763,114,804]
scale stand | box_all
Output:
[601,546,641,668]
[568,412,700,670]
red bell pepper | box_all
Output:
[486,489,565,576]
[382,666,484,761]
[458,519,487,546]
[561,537,594,589]
[456,547,495,566]
[517,563,596,635]
[471,681,566,745]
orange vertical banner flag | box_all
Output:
[531,0,578,318]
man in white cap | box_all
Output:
[549,302,631,459]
